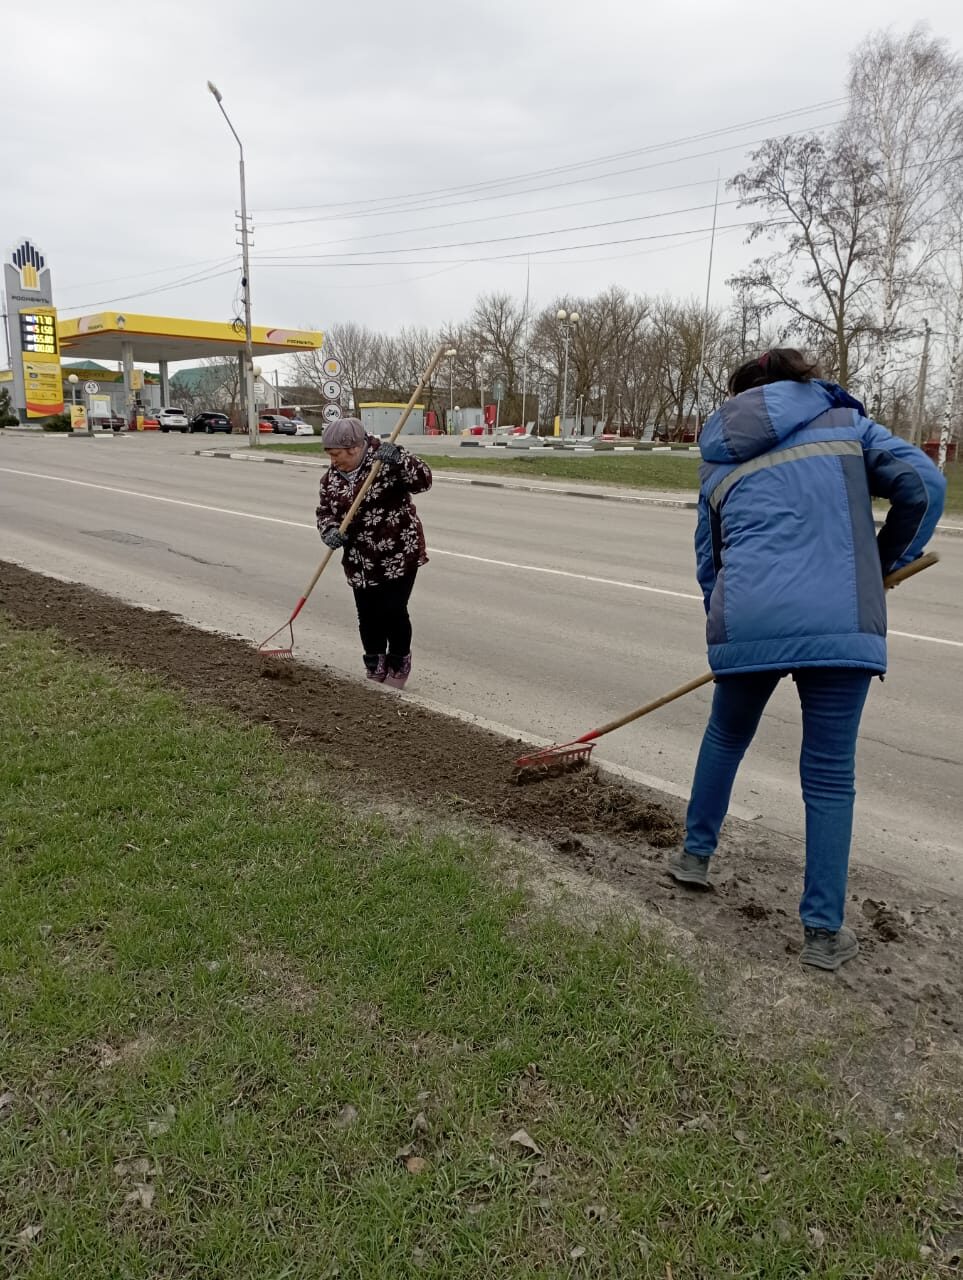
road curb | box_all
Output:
[194,448,963,534]
[194,448,700,510]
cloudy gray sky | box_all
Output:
[5,0,963,365]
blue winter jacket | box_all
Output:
[695,379,946,675]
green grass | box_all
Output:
[261,443,963,511]
[0,621,954,1278]
[415,452,701,492]
[943,461,963,514]
[264,442,703,493]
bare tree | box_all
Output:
[847,25,963,413]
[292,321,378,409]
[729,133,880,387]
[172,358,241,422]
[936,179,963,469]
[472,293,526,396]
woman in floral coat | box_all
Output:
[316,417,432,689]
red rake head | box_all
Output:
[512,740,595,778]
[257,620,295,660]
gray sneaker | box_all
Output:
[668,850,711,888]
[800,926,859,972]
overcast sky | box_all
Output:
[5,0,963,369]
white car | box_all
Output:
[289,418,314,436]
[157,407,189,433]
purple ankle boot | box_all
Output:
[364,654,387,682]
[383,654,412,689]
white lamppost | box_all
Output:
[556,309,579,437]
[446,347,457,433]
[207,80,257,448]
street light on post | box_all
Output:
[207,79,257,448]
[556,309,579,438]
[446,347,457,433]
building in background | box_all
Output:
[358,402,425,436]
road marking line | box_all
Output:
[428,547,702,600]
[3,465,959,648]
[0,465,311,530]
[888,629,962,647]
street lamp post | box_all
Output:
[207,80,257,448]
[446,347,457,433]
[556,309,579,437]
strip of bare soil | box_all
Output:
[2,559,961,1051]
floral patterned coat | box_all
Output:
[316,435,432,588]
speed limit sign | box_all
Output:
[322,403,343,423]
[322,379,342,401]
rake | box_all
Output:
[513,552,940,781]
[258,342,454,659]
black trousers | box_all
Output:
[352,571,417,658]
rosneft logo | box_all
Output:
[11,240,45,291]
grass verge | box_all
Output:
[0,620,955,1278]
[259,443,962,512]
[262,442,702,493]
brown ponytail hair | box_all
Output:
[728,348,821,397]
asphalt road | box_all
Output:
[2,430,961,891]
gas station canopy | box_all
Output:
[57,312,323,362]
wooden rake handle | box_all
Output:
[579,551,940,745]
[289,343,451,622]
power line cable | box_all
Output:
[253,198,744,262]
[259,119,842,229]
[253,99,846,216]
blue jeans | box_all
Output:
[684,669,873,931]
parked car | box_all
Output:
[157,407,189,433]
[286,417,315,436]
[189,412,232,434]
[258,414,280,433]
[258,413,297,435]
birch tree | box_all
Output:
[847,26,963,415]
[729,133,879,388]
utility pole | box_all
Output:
[695,171,721,442]
[520,256,531,432]
[911,319,931,447]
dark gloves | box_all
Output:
[375,441,402,465]
[321,527,346,549]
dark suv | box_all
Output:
[189,412,232,434]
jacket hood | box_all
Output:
[699,380,866,464]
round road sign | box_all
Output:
[322,403,343,423]
[322,357,342,378]
[322,379,342,401]
[84,380,99,394]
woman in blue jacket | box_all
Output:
[669,349,945,971]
